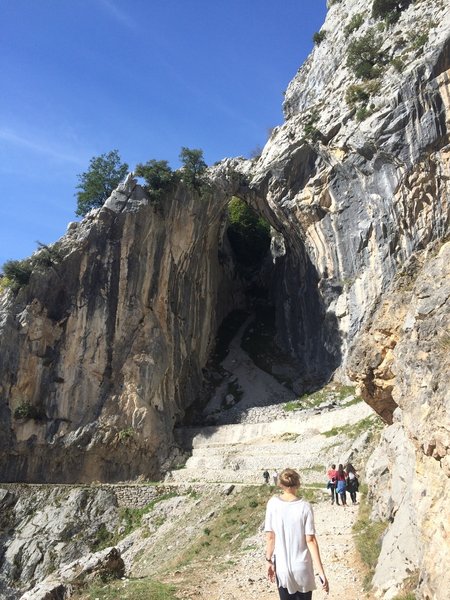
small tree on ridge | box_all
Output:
[135,159,178,201]
[179,147,207,192]
[75,150,128,216]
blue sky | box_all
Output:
[0,1,327,266]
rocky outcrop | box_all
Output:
[0,2,449,596]
[19,547,125,600]
[0,166,341,482]
[350,241,450,599]
[251,0,450,364]
[0,175,242,482]
[0,486,120,599]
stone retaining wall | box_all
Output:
[0,482,162,508]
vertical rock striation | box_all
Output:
[0,176,239,482]
[350,241,450,599]
[0,2,449,596]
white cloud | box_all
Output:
[0,128,85,165]
[97,0,136,29]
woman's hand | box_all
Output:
[320,574,330,593]
[267,562,276,583]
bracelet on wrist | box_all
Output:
[265,557,273,562]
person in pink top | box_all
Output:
[326,463,339,505]
[336,464,347,506]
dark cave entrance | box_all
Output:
[184,194,342,426]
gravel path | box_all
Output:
[170,495,371,600]
[167,314,374,599]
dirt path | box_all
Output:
[166,313,374,599]
[170,495,371,600]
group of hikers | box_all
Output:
[263,469,280,486]
[326,462,359,506]
[262,462,359,507]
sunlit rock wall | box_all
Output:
[351,241,450,599]
[0,177,238,482]
[251,0,449,369]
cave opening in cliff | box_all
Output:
[225,196,271,271]
[223,196,274,321]
[181,187,343,427]
[184,195,311,426]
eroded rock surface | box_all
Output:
[352,241,450,599]
[0,2,449,597]
[0,486,119,599]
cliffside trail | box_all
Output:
[164,497,370,600]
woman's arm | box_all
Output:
[306,534,329,593]
[265,531,276,582]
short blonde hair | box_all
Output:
[279,468,301,488]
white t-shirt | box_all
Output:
[264,496,317,594]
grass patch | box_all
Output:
[91,524,115,552]
[342,395,363,408]
[298,487,322,503]
[108,492,179,546]
[173,485,298,570]
[284,395,323,412]
[284,384,362,412]
[353,491,388,591]
[303,464,324,472]
[302,482,327,489]
[323,415,383,439]
[76,577,177,600]
[118,427,135,442]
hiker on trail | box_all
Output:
[265,468,329,599]
[326,463,339,505]
[336,463,347,506]
[345,463,359,505]
[263,470,270,484]
[272,470,279,486]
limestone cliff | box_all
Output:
[0,178,242,482]
[0,1,449,596]
[349,240,450,599]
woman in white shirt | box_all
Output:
[265,468,329,599]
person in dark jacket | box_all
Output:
[345,463,359,504]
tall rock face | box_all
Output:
[0,161,339,483]
[0,1,449,596]
[253,0,450,371]
[349,241,450,599]
[0,178,241,482]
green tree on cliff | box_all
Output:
[347,29,383,79]
[135,159,178,201]
[179,147,207,192]
[75,150,129,216]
